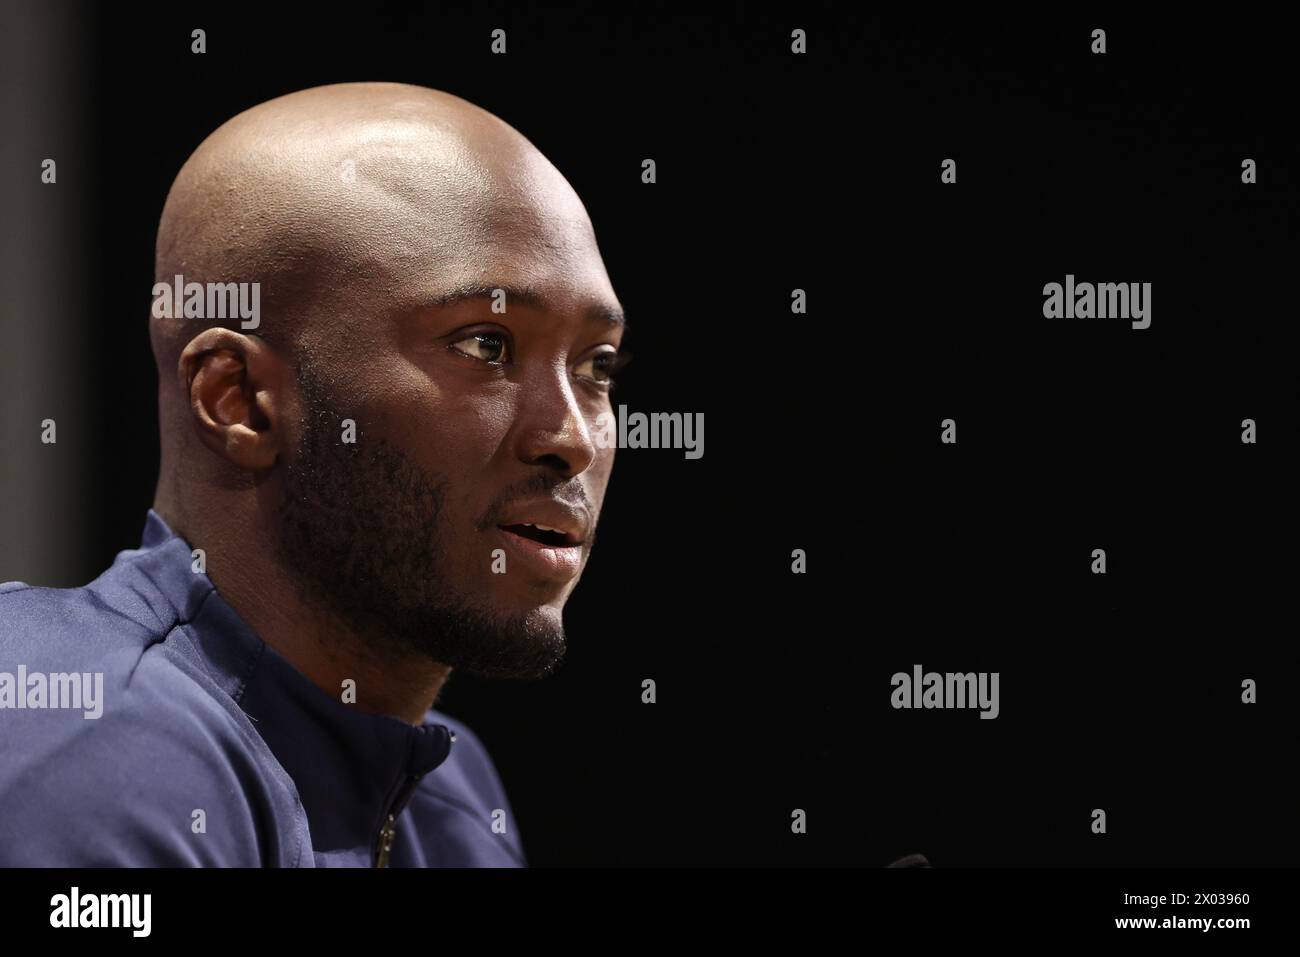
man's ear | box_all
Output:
[178,329,285,471]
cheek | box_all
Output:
[393,390,513,533]
[591,446,616,498]
[375,369,515,467]
[417,393,516,479]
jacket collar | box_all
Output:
[129,509,454,862]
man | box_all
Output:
[0,82,627,866]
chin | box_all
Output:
[487,576,573,617]
[517,601,565,633]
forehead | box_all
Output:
[392,214,622,331]
[416,278,625,335]
[332,123,617,307]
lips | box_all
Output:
[494,499,589,546]
[497,522,576,547]
[492,499,590,583]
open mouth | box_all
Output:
[498,523,578,547]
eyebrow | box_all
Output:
[427,282,627,330]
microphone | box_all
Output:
[886,852,932,867]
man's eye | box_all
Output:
[450,333,509,363]
[575,350,621,386]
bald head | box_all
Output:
[147,82,624,689]
[152,82,604,375]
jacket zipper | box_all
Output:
[374,774,421,868]
[375,814,397,868]
[374,731,455,867]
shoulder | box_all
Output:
[0,584,308,866]
[0,570,173,673]
[413,709,527,866]
[426,711,505,794]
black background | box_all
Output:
[33,4,1300,865]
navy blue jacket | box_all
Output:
[0,511,526,867]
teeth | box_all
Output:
[525,523,562,534]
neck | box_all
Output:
[156,500,451,726]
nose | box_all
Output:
[511,362,600,478]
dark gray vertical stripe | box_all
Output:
[0,0,90,585]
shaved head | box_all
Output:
[152,81,607,412]
[148,83,624,713]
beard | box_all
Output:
[270,360,567,681]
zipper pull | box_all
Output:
[375,813,397,868]
[375,770,428,867]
